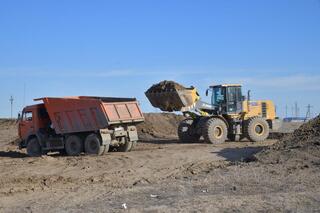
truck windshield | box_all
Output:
[211,87,224,106]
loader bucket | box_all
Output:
[145,82,200,112]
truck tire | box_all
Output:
[26,138,42,157]
[203,118,227,144]
[245,117,270,142]
[118,139,133,152]
[178,119,200,143]
[65,135,83,156]
[84,134,105,155]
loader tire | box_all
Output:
[203,118,227,144]
[84,134,106,155]
[245,117,270,142]
[178,119,200,143]
[27,138,42,157]
[65,135,83,156]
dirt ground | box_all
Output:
[0,115,319,212]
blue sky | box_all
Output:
[0,0,320,118]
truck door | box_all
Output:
[19,110,35,140]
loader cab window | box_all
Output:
[211,87,225,106]
[226,86,242,113]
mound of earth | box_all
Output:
[145,80,187,93]
[256,115,320,166]
[137,113,184,140]
[0,119,19,147]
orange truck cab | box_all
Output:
[18,96,144,157]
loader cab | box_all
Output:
[210,84,243,114]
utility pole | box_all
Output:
[285,105,288,118]
[305,104,313,121]
[294,102,298,117]
[9,95,14,119]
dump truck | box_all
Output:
[145,81,282,144]
[18,96,144,157]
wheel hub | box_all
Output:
[254,124,264,135]
[213,126,223,138]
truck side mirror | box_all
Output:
[205,89,209,96]
[16,113,21,123]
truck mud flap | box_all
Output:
[99,130,112,146]
[128,130,138,141]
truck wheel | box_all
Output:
[203,118,227,144]
[65,135,83,156]
[84,134,105,155]
[27,138,42,157]
[178,119,200,143]
[245,117,270,142]
[118,139,133,152]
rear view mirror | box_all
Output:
[205,89,209,96]
[16,113,21,123]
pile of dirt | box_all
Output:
[137,113,184,140]
[145,80,187,93]
[0,119,18,147]
[256,115,320,166]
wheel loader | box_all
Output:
[145,81,282,143]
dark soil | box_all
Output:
[0,117,319,212]
[137,113,185,140]
[256,115,320,166]
[145,80,189,93]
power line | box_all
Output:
[294,102,299,117]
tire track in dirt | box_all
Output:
[0,140,264,197]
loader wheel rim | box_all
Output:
[254,124,264,135]
[213,126,223,138]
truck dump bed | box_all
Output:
[35,96,144,134]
